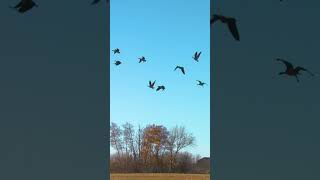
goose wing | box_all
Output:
[12,1,23,8]
[197,51,202,58]
[276,58,293,70]
[18,5,33,13]
[194,52,198,58]
[210,14,221,24]
[181,67,185,74]
[295,66,314,76]
[227,19,240,41]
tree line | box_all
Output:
[110,122,209,173]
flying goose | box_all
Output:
[148,80,156,89]
[197,80,207,87]
[156,85,165,91]
[112,48,120,54]
[174,66,185,75]
[139,56,146,63]
[114,60,122,66]
[276,58,314,82]
[211,14,240,41]
[193,51,202,62]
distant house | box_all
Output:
[195,157,210,174]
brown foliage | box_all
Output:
[110,122,208,174]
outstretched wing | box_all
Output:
[156,86,161,91]
[174,66,179,71]
[210,14,221,24]
[295,66,314,76]
[10,0,26,9]
[18,5,33,13]
[13,1,23,8]
[276,58,293,70]
[194,52,198,58]
[181,67,185,74]
[227,19,240,41]
[197,51,202,58]
[152,80,156,86]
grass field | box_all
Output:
[110,173,210,180]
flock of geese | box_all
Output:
[11,0,315,83]
[211,12,316,82]
[112,48,208,92]
[10,0,208,92]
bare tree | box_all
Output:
[135,125,143,171]
[123,123,137,159]
[166,126,196,172]
[110,122,124,167]
[122,122,137,172]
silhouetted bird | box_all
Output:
[10,0,38,13]
[197,80,207,87]
[276,58,314,82]
[156,85,165,91]
[174,66,185,75]
[114,60,122,66]
[148,80,156,89]
[112,48,120,54]
[193,51,202,62]
[211,14,240,41]
[139,56,146,63]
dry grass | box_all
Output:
[110,173,210,180]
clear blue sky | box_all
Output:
[110,0,210,157]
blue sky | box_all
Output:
[110,0,210,157]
